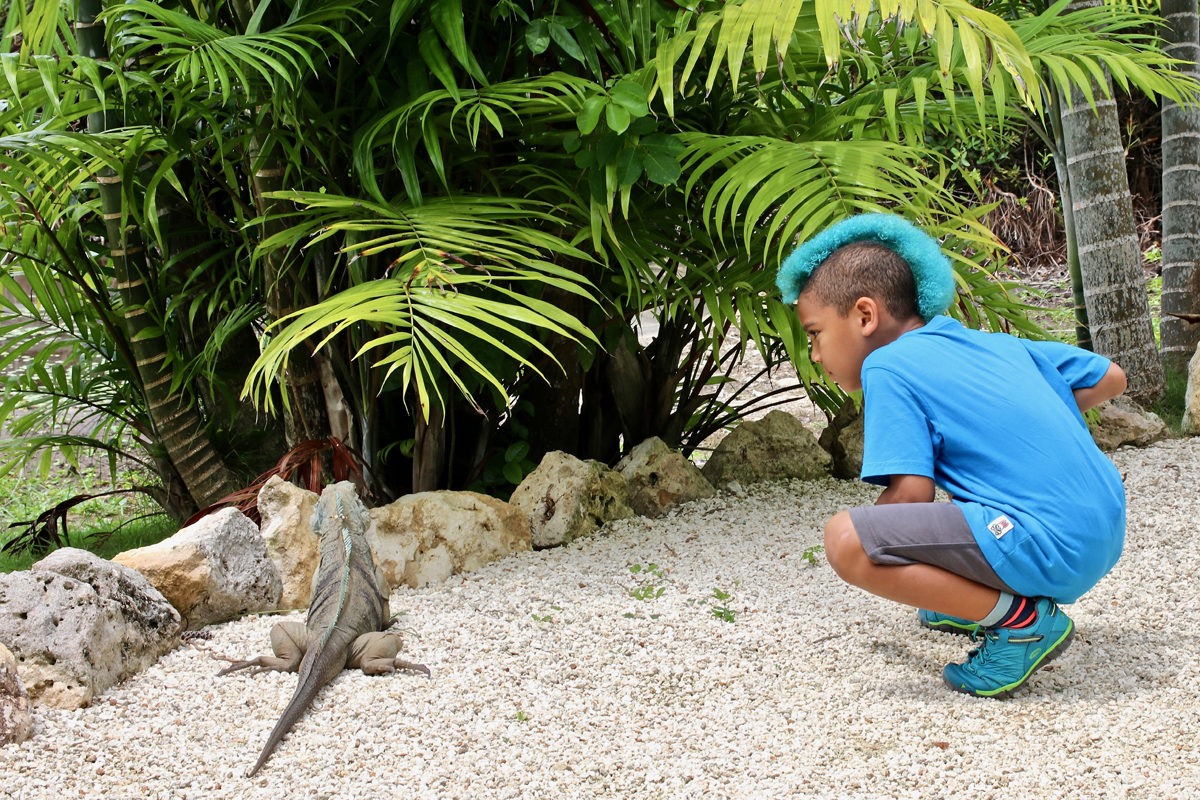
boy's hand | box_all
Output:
[876,474,935,505]
[1073,363,1127,413]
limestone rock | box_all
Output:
[0,550,181,710]
[616,437,715,518]
[511,452,635,548]
[257,476,320,609]
[367,492,531,589]
[702,410,831,488]
[818,400,865,480]
[1184,342,1200,435]
[113,507,281,629]
[0,642,32,744]
[1090,395,1171,451]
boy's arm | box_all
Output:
[876,474,935,505]
[1072,362,1127,413]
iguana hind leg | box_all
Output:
[347,631,431,677]
[216,621,308,676]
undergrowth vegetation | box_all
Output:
[0,468,175,572]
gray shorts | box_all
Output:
[847,503,1015,593]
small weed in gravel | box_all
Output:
[624,563,668,601]
[709,587,738,623]
[800,544,825,565]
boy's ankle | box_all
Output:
[980,592,1039,630]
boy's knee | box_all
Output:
[824,511,868,580]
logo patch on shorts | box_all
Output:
[987,515,1014,539]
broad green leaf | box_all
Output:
[611,79,649,117]
[549,22,584,62]
[605,102,630,134]
[617,148,643,185]
[643,150,681,185]
[642,133,685,157]
[502,460,524,484]
[628,116,656,135]
[505,440,529,462]
[578,94,605,134]
[526,20,550,55]
[596,132,621,165]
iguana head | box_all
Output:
[309,481,369,544]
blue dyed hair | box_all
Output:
[775,214,956,322]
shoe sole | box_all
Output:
[920,618,980,636]
[942,619,1075,700]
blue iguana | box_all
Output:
[218,481,429,776]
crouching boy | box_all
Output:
[777,214,1127,698]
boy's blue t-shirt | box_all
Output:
[859,315,1125,604]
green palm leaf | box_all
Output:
[244,193,599,420]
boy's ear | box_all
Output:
[854,296,880,336]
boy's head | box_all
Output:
[776,214,956,391]
[799,241,920,322]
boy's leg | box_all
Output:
[823,509,1001,621]
[824,506,1075,698]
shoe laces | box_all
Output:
[963,629,1001,671]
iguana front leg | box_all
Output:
[217,621,308,676]
[347,631,431,677]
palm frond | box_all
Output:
[107,0,359,104]
[244,193,599,420]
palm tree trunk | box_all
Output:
[1058,3,1165,402]
[1050,86,1093,350]
[412,404,445,492]
[1160,0,1200,370]
[75,0,234,510]
[246,133,332,448]
[523,286,584,461]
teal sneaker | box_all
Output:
[918,609,981,636]
[943,598,1074,699]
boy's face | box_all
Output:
[796,294,879,392]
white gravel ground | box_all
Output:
[4,439,1200,799]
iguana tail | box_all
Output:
[247,639,347,777]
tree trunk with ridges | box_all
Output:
[1059,2,1165,402]
[412,404,445,493]
[523,286,583,462]
[1161,0,1200,370]
[76,0,234,511]
[1050,86,1093,350]
[247,132,331,449]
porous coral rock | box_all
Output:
[1090,395,1171,451]
[511,451,634,548]
[702,410,831,488]
[367,492,530,588]
[113,507,281,629]
[256,476,320,609]
[0,642,32,744]
[616,437,715,518]
[0,550,180,709]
